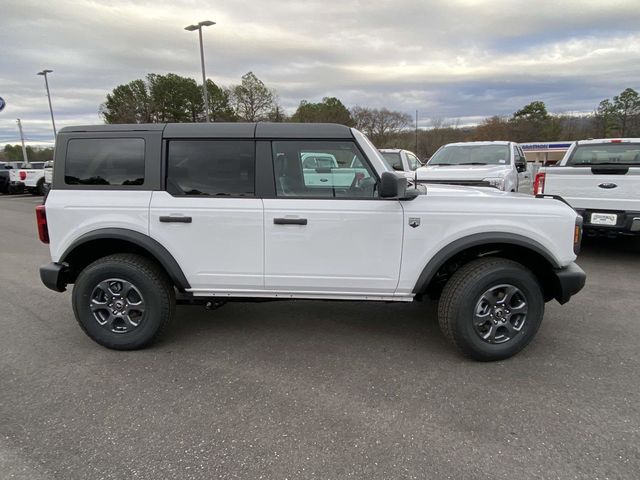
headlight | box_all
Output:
[482,177,505,190]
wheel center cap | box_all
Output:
[495,308,504,318]
[114,300,124,310]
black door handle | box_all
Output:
[159,216,192,223]
[274,218,307,225]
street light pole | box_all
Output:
[37,69,56,138]
[185,20,216,122]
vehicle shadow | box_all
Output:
[162,297,452,359]
[579,235,640,260]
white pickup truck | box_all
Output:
[534,138,640,235]
[37,122,585,361]
[8,161,48,195]
[416,141,532,193]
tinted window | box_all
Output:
[167,140,254,196]
[65,138,145,185]
[273,141,377,198]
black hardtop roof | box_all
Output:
[59,122,354,139]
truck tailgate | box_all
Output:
[544,166,640,211]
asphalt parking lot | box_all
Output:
[0,194,639,480]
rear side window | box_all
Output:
[167,140,255,196]
[65,138,145,185]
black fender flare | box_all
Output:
[60,228,191,290]
[412,232,561,294]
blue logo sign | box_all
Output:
[0,97,5,113]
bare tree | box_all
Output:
[351,106,411,145]
[229,71,276,121]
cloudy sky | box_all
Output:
[1,0,639,146]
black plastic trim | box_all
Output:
[552,262,586,304]
[60,228,191,290]
[412,232,561,294]
[40,262,67,292]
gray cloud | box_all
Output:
[1,0,639,145]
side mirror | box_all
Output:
[392,164,404,172]
[516,162,527,173]
[380,171,408,198]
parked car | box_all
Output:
[379,149,423,178]
[534,138,640,236]
[8,161,47,195]
[42,161,54,196]
[0,161,23,194]
[37,123,585,361]
[416,141,532,193]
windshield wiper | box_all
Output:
[458,162,488,165]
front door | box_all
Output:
[263,140,404,296]
[149,139,263,293]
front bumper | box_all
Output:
[552,262,586,304]
[575,208,640,236]
[40,262,67,292]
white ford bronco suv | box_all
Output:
[37,123,586,361]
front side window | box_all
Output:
[428,145,511,166]
[406,153,421,170]
[167,140,255,196]
[381,151,403,170]
[273,141,377,198]
[65,138,145,186]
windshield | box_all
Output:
[428,145,511,166]
[567,143,640,165]
[381,152,402,170]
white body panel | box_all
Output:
[149,191,264,292]
[395,185,577,294]
[9,168,44,188]
[263,198,405,296]
[45,190,152,261]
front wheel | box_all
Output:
[438,258,544,361]
[72,254,175,350]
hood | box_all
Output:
[416,164,510,181]
[413,183,524,199]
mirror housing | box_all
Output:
[379,171,414,199]
[516,162,527,173]
[392,164,404,171]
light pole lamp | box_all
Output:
[37,69,57,138]
[185,20,215,122]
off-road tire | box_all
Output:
[438,257,544,361]
[72,253,175,350]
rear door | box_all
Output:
[149,139,264,294]
[263,139,404,297]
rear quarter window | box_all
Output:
[65,138,145,186]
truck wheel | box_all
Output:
[438,258,544,361]
[35,178,45,196]
[72,254,175,350]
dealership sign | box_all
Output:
[520,142,572,152]
[0,97,5,112]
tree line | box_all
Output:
[6,73,634,162]
[1,145,54,162]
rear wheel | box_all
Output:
[72,254,175,350]
[438,258,544,361]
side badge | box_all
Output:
[409,217,421,228]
